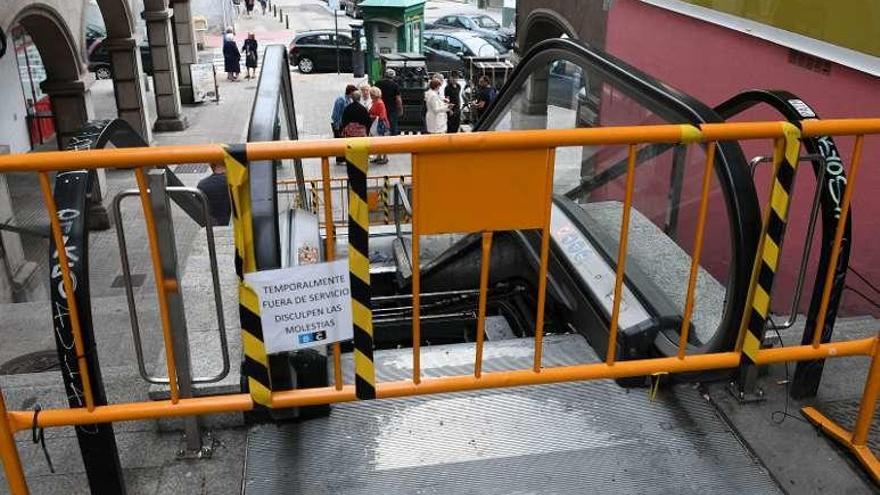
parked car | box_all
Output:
[427,13,515,50]
[87,38,153,80]
[423,29,506,75]
[288,30,353,73]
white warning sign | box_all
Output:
[245,259,353,353]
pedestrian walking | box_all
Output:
[424,78,450,134]
[445,71,462,133]
[369,87,389,164]
[259,0,268,14]
[359,83,372,111]
[223,32,241,81]
[375,69,403,135]
[331,84,359,163]
[197,163,231,225]
[341,92,372,138]
[242,32,258,79]
[244,0,255,17]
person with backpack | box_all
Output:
[331,84,358,163]
[341,91,372,139]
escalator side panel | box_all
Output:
[474,38,761,357]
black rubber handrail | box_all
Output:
[474,37,762,355]
[246,44,304,272]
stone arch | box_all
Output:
[13,4,91,149]
[520,8,578,54]
[95,0,135,39]
[14,4,82,82]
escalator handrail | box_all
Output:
[246,44,304,271]
[714,89,852,398]
[474,37,762,354]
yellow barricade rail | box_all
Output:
[0,119,879,493]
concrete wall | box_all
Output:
[0,52,32,154]
[191,0,233,32]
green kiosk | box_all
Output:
[360,0,426,82]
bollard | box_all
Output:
[286,14,290,30]
[279,8,283,23]
[273,4,277,16]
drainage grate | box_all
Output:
[174,164,210,174]
[111,273,146,288]
[0,350,60,375]
[817,399,880,453]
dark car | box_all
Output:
[423,29,505,75]
[288,30,353,73]
[427,13,515,50]
[87,38,152,80]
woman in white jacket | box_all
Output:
[424,78,450,134]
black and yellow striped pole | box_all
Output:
[224,144,273,407]
[346,138,376,399]
[381,175,390,225]
[739,123,802,365]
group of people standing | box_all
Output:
[330,69,499,162]
[331,70,404,164]
[425,73,496,134]
[241,0,268,17]
[223,29,259,81]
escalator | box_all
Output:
[390,37,761,370]
[241,40,783,493]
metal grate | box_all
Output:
[174,164,210,174]
[0,350,59,375]
[244,335,782,494]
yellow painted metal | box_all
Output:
[606,145,638,365]
[1,119,880,493]
[0,390,28,494]
[475,232,493,378]
[678,142,716,358]
[37,172,96,412]
[413,149,555,234]
[134,168,183,403]
[813,135,864,346]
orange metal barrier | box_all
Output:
[276,175,411,227]
[0,119,879,493]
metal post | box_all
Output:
[286,14,290,30]
[334,8,340,74]
[147,169,209,458]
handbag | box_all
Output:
[342,122,367,138]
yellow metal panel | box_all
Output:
[414,148,553,234]
[753,285,770,319]
[762,237,780,272]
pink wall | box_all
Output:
[604,0,880,316]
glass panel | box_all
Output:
[487,55,732,346]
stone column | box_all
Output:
[103,37,153,143]
[0,147,43,302]
[143,0,188,131]
[171,0,199,104]
[40,79,91,150]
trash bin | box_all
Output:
[193,16,208,50]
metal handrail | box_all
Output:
[749,153,826,331]
[112,186,230,385]
[393,181,412,240]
